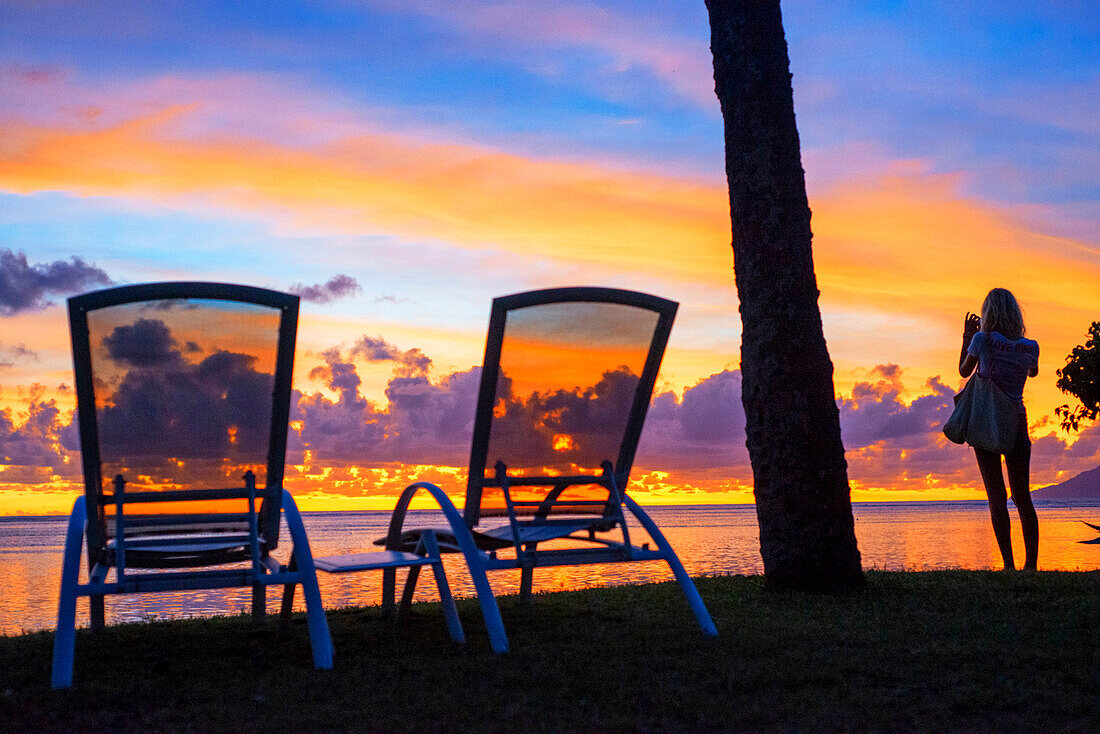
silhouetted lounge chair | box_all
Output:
[380,287,718,652]
[51,282,333,688]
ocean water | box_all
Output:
[2,500,1099,635]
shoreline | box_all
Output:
[3,496,1100,522]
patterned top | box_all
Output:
[968,331,1039,413]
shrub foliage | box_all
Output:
[1056,321,1100,432]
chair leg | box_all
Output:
[278,560,296,636]
[392,482,509,653]
[381,567,397,618]
[252,583,267,620]
[52,497,86,689]
[281,491,334,669]
[624,497,717,637]
[297,562,333,669]
[466,556,508,653]
[397,567,421,623]
[662,550,718,637]
[519,566,534,605]
[90,595,105,631]
[421,531,464,644]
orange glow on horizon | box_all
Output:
[2,100,1097,516]
[0,483,999,517]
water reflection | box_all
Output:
[2,500,1099,634]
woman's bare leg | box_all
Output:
[975,447,1015,570]
[1006,448,1038,570]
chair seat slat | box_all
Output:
[104,488,261,503]
[106,514,252,539]
[108,513,253,527]
[112,535,252,550]
[314,551,436,573]
[480,520,616,545]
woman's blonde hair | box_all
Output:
[981,288,1026,340]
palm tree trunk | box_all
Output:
[706,0,863,590]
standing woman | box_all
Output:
[959,288,1040,570]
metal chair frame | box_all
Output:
[52,282,333,688]
[382,287,717,652]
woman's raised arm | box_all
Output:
[959,312,980,377]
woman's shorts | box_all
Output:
[975,410,1031,459]
[1007,411,1032,458]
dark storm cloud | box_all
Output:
[288,274,362,303]
[97,347,275,466]
[0,249,111,315]
[102,318,181,367]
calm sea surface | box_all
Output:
[2,500,1099,635]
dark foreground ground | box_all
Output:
[2,570,1098,732]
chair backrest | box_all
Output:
[464,287,676,526]
[68,282,299,555]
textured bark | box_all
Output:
[706,0,863,590]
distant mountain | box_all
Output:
[1032,465,1100,500]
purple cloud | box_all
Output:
[287,356,1100,497]
[288,274,361,304]
[0,249,111,316]
[634,363,1100,494]
[836,364,956,449]
[102,318,181,367]
[0,343,38,368]
[291,349,477,477]
[637,369,750,477]
[351,336,401,362]
[5,339,1097,499]
[0,388,80,484]
[678,369,744,442]
[350,335,432,377]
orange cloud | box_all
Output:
[813,164,1099,325]
[0,109,732,287]
[2,100,1097,444]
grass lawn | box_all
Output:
[2,570,1098,732]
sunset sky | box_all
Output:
[1,1,1098,514]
